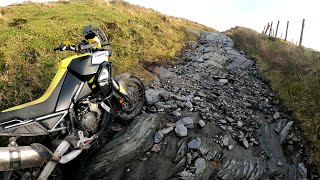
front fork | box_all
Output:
[112,79,130,102]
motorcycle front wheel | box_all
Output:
[113,75,145,121]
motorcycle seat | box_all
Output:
[0,70,66,124]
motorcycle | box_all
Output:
[0,25,145,179]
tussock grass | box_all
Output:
[227,27,320,173]
[0,0,214,110]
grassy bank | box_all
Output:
[227,27,320,173]
[0,0,214,110]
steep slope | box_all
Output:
[0,0,214,110]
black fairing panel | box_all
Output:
[68,55,99,81]
[55,72,82,111]
[0,73,66,122]
[77,82,92,101]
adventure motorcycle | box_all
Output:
[0,25,145,179]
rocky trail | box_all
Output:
[73,32,316,180]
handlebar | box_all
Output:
[53,41,111,53]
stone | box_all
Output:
[153,66,176,78]
[172,110,181,117]
[275,119,288,133]
[273,112,280,120]
[219,79,229,85]
[199,146,209,156]
[203,46,215,53]
[179,170,195,179]
[219,120,227,124]
[237,121,244,127]
[192,152,199,160]
[166,123,176,127]
[213,113,220,118]
[151,144,161,152]
[187,153,192,164]
[173,95,193,102]
[161,127,174,135]
[160,92,171,101]
[193,96,201,101]
[277,161,284,167]
[175,124,188,137]
[226,117,235,123]
[280,121,294,143]
[173,86,180,93]
[148,106,157,113]
[196,57,204,62]
[154,130,164,143]
[220,125,227,131]
[176,117,194,128]
[195,158,206,176]
[228,145,234,150]
[198,91,207,97]
[222,135,229,146]
[188,138,201,149]
[242,138,249,149]
[185,101,193,109]
[145,89,163,105]
[198,120,206,128]
[298,163,307,179]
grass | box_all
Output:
[0,0,214,110]
[227,27,320,173]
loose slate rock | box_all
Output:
[280,121,294,143]
[198,120,206,128]
[273,112,280,120]
[237,121,244,127]
[151,144,161,152]
[219,79,229,85]
[177,117,194,128]
[226,117,235,123]
[223,135,229,146]
[145,89,163,105]
[242,138,249,149]
[175,124,188,137]
[195,158,206,176]
[188,138,202,149]
[185,101,193,109]
[161,127,174,135]
[154,131,164,143]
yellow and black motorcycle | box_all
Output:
[0,25,145,179]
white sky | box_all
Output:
[125,0,320,51]
[0,0,319,51]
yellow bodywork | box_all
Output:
[2,53,91,112]
[88,37,102,49]
[119,84,128,95]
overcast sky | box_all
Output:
[125,0,320,51]
[1,0,319,51]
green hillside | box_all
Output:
[227,27,320,173]
[0,0,214,110]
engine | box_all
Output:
[77,100,102,134]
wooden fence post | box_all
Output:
[275,20,280,37]
[285,21,289,41]
[269,22,273,36]
[265,23,270,34]
[299,19,305,46]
